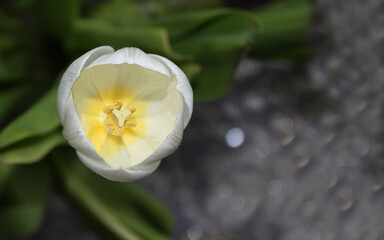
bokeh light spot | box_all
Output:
[225,127,245,148]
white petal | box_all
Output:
[62,96,159,182]
[62,86,166,182]
[57,46,114,123]
[86,47,171,78]
[126,97,186,170]
[62,97,99,157]
[148,54,193,128]
[77,150,161,182]
[58,47,193,182]
[77,96,185,182]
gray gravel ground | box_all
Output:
[142,0,384,239]
[32,0,384,239]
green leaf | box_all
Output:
[0,8,23,32]
[0,86,59,149]
[0,163,14,194]
[54,150,173,240]
[88,0,151,27]
[0,163,50,238]
[154,8,235,40]
[148,0,224,15]
[21,0,80,39]
[0,54,29,82]
[164,9,257,101]
[0,205,43,237]
[0,129,64,164]
[0,86,27,126]
[66,19,186,61]
[88,0,223,26]
[251,0,313,60]
[180,62,202,80]
[0,35,17,54]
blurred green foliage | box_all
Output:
[55,150,173,240]
[0,86,59,148]
[0,0,313,238]
[0,163,50,238]
[252,0,312,59]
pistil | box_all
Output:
[103,100,136,136]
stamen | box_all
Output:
[102,100,137,136]
[124,121,137,127]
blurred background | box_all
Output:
[0,0,384,239]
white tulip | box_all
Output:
[57,46,193,182]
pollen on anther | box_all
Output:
[125,121,137,127]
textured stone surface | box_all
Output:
[142,0,384,239]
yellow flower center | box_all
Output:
[71,63,181,168]
[102,100,137,136]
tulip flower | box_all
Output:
[57,46,193,182]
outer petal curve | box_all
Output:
[85,47,171,78]
[148,54,193,128]
[57,46,114,123]
[58,46,193,182]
